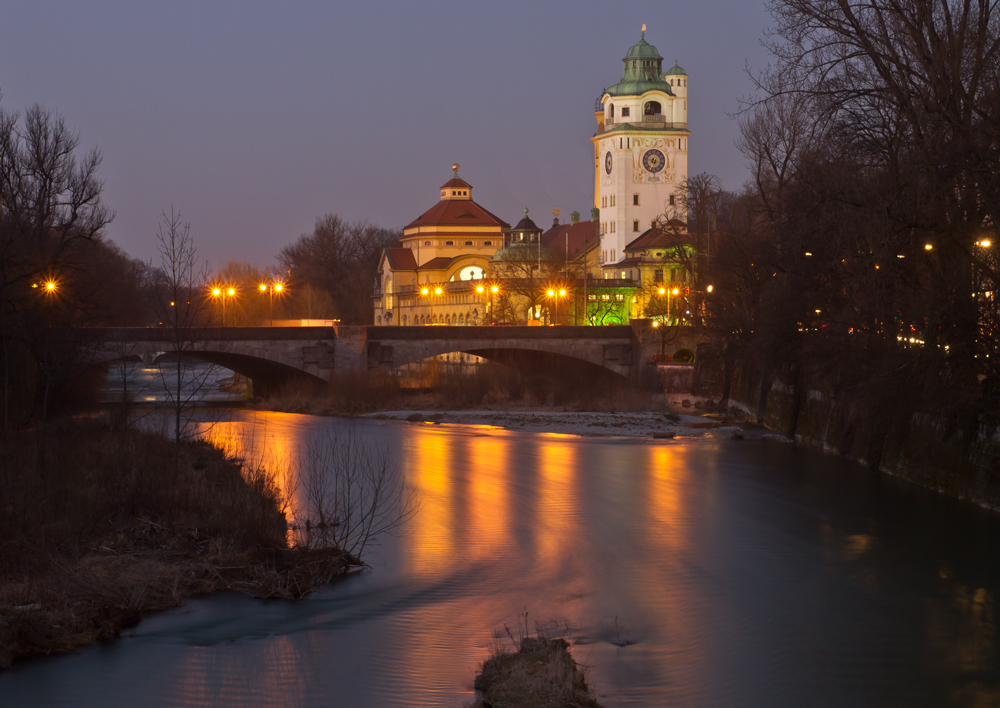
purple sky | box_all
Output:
[0,0,771,268]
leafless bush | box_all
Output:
[293,423,412,558]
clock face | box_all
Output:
[605,152,613,174]
[643,149,666,173]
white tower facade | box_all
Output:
[591,32,690,269]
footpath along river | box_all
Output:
[2,409,1000,707]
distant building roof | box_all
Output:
[624,221,689,252]
[404,199,509,230]
[383,247,417,270]
[418,256,453,270]
[541,220,600,260]
[440,177,472,190]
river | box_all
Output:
[2,408,999,706]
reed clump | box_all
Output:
[468,614,603,708]
[0,422,360,669]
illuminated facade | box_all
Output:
[373,29,696,326]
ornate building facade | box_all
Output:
[592,30,690,273]
[373,30,695,327]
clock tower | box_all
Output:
[591,30,690,269]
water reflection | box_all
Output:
[3,413,1000,707]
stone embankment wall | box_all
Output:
[699,354,1000,510]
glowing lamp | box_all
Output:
[476,285,484,293]
[227,288,235,296]
[658,288,665,294]
[212,288,221,296]
[274,284,282,292]
[45,281,56,292]
[491,285,498,293]
[421,288,429,295]
[434,287,442,295]
[547,289,555,297]
[707,285,714,293]
[259,284,267,291]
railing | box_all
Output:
[602,119,687,132]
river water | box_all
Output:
[2,409,1000,707]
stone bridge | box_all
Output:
[81,323,712,397]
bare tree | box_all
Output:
[151,208,215,478]
[295,423,412,559]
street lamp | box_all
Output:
[546,287,567,325]
[259,282,284,326]
[211,286,236,326]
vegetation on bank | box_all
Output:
[468,618,602,708]
[0,421,359,669]
[260,361,662,417]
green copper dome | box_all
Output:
[664,60,687,76]
[605,32,673,98]
[624,36,662,60]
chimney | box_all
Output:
[570,211,580,224]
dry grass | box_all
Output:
[467,614,603,708]
[263,363,659,416]
[0,422,360,669]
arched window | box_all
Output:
[644,101,662,116]
[445,314,451,325]
[608,103,614,118]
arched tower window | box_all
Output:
[644,101,662,116]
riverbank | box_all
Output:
[0,422,359,669]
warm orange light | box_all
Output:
[658,287,666,294]
[212,288,221,296]
[434,287,442,295]
[476,285,484,293]
[421,287,429,295]
[558,289,566,297]
[45,281,56,292]
[924,244,933,251]
[227,288,235,296]
[547,289,555,297]
[672,288,679,295]
[652,320,660,327]
[274,283,283,292]
[259,283,267,291]
[707,285,714,293]
[981,240,992,248]
[491,285,499,293]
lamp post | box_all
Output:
[259,282,283,326]
[212,286,236,327]
[546,287,567,325]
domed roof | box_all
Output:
[664,60,687,76]
[513,215,541,232]
[491,241,560,263]
[625,35,662,60]
[605,32,672,98]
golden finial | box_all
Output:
[552,208,561,217]
[451,163,460,176]
[641,23,646,36]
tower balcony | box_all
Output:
[602,117,687,132]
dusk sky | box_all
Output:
[0,1,772,268]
